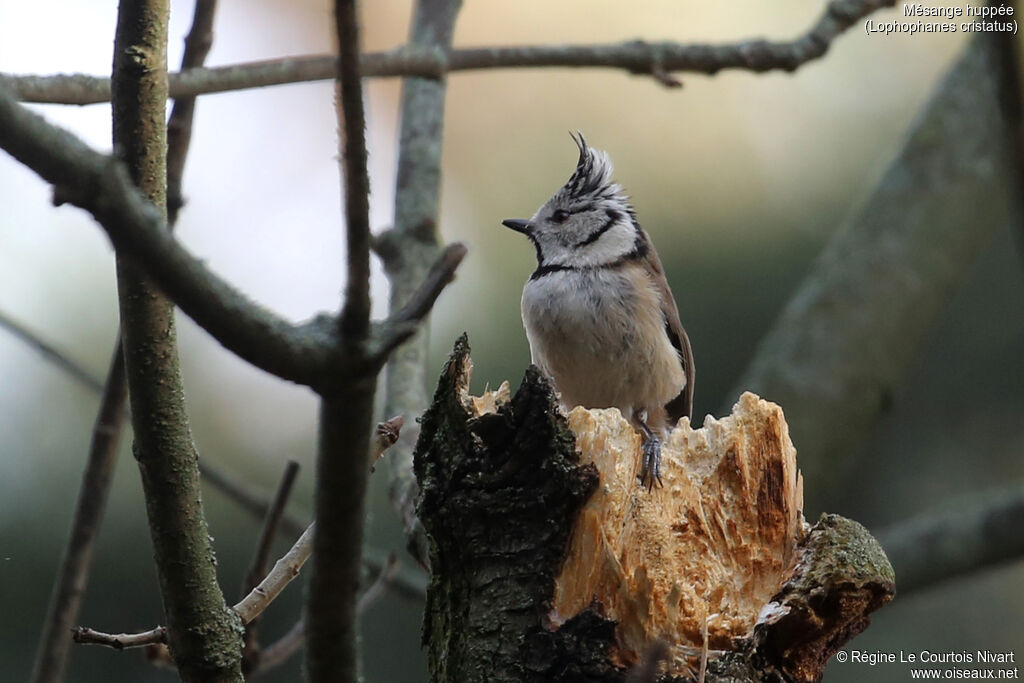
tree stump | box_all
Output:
[414,336,894,683]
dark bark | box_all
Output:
[416,337,894,683]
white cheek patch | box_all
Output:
[575,221,635,266]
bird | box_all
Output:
[501,132,694,489]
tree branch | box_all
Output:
[71,626,167,650]
[878,480,1024,597]
[727,26,1023,500]
[29,5,222,681]
[239,460,299,670]
[0,82,330,388]
[305,2,377,681]
[29,345,127,683]
[2,0,896,105]
[110,1,243,679]
[335,0,372,338]
[240,461,301,602]
[195,419,428,604]
[252,619,305,676]
[235,522,315,625]
[167,0,218,224]
[249,552,402,677]
[372,242,467,361]
[75,419,410,660]
[0,310,103,393]
[382,0,464,573]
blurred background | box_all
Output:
[1,0,1021,681]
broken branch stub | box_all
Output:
[415,336,894,683]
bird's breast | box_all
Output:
[520,266,684,412]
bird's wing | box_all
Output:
[640,235,694,422]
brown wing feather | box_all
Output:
[640,234,694,422]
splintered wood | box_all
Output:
[471,389,805,673]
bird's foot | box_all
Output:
[639,435,663,491]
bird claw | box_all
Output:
[639,436,663,491]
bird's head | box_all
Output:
[502,133,639,269]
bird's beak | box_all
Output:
[501,218,532,235]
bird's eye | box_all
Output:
[552,209,570,223]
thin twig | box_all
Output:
[252,619,305,676]
[29,346,127,683]
[373,243,467,360]
[878,479,1024,597]
[251,550,403,677]
[390,243,468,325]
[167,0,218,223]
[196,422,428,604]
[0,310,103,393]
[74,419,420,655]
[2,0,897,105]
[234,523,316,624]
[241,461,301,601]
[240,460,300,669]
[71,626,166,650]
[355,553,399,614]
[200,459,307,538]
[699,613,709,683]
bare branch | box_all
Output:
[389,242,468,325]
[197,421,430,608]
[306,2,378,681]
[252,619,305,676]
[74,420,419,657]
[878,480,1024,597]
[383,0,463,571]
[355,553,399,615]
[30,346,127,683]
[241,461,300,603]
[3,0,896,105]
[199,459,308,538]
[373,242,467,360]
[71,626,167,650]
[251,551,405,677]
[166,0,218,223]
[30,6,222,681]
[109,0,244,678]
[0,82,330,388]
[235,522,315,624]
[335,0,372,338]
[0,310,103,393]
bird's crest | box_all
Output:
[556,132,625,206]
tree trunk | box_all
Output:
[415,336,894,683]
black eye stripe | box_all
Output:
[574,214,620,248]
